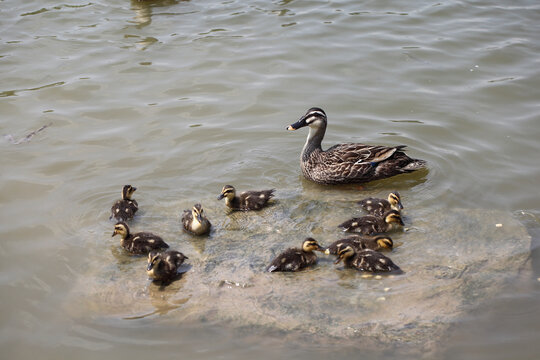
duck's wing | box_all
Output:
[240,189,275,210]
[354,249,402,273]
[181,210,193,229]
[267,248,302,272]
[317,144,418,183]
[326,144,405,165]
[165,251,187,269]
[358,197,389,216]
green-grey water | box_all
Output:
[1,1,540,359]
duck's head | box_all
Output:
[287,107,327,131]
[147,251,162,272]
[112,222,129,238]
[122,185,136,200]
[374,235,394,249]
[217,185,235,200]
[388,191,403,211]
[384,210,405,226]
[191,203,207,223]
[335,245,355,264]
[302,237,324,252]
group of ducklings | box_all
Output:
[109,184,275,283]
[267,191,405,274]
[109,184,405,283]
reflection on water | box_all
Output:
[130,0,182,28]
[1,0,540,359]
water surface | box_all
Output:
[1,1,540,359]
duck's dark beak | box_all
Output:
[316,245,326,252]
[397,201,403,210]
[196,213,203,223]
[334,256,343,265]
[111,231,116,237]
[132,187,137,192]
[147,262,154,271]
[217,193,224,200]
[287,115,308,131]
[398,217,405,226]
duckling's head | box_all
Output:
[217,185,236,200]
[302,237,324,252]
[388,191,403,211]
[375,235,394,249]
[112,222,129,238]
[122,185,136,200]
[287,107,327,131]
[384,210,404,226]
[191,203,206,223]
[335,245,355,264]
[147,251,162,272]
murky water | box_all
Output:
[2,1,540,359]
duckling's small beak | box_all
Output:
[196,213,203,223]
[132,187,137,192]
[111,231,116,237]
[287,117,308,131]
[397,201,403,210]
[146,263,153,271]
[334,257,343,265]
[217,193,225,200]
[398,218,405,226]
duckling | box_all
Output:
[338,210,404,235]
[110,185,138,221]
[324,235,393,256]
[267,238,324,272]
[182,203,211,235]
[112,222,169,254]
[147,250,188,282]
[334,246,402,273]
[287,107,426,184]
[217,185,275,211]
[358,191,403,217]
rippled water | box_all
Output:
[2,1,540,359]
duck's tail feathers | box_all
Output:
[402,159,427,172]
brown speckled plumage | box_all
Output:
[287,108,426,185]
[182,203,211,235]
[358,191,403,217]
[338,210,404,235]
[335,246,402,273]
[218,185,275,211]
[112,222,169,255]
[147,250,188,282]
[110,185,138,221]
[324,235,393,256]
[267,238,323,272]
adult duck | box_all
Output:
[287,107,426,184]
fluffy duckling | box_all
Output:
[182,203,211,235]
[112,222,169,254]
[358,191,403,217]
[324,235,393,256]
[334,246,402,273]
[147,250,188,282]
[267,238,324,272]
[217,185,275,211]
[338,210,404,235]
[110,185,138,221]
